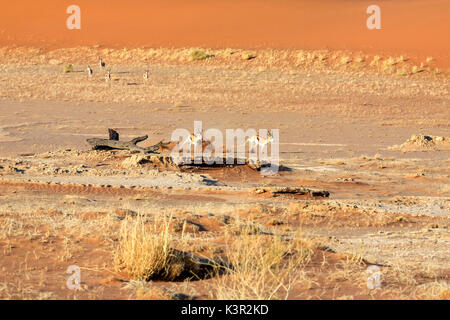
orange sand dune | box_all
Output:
[0,0,449,67]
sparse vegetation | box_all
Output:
[212,227,314,300]
[412,65,423,74]
[63,64,73,73]
[223,48,236,57]
[0,44,448,300]
[370,55,381,66]
[340,56,352,65]
[384,66,395,74]
[114,214,174,280]
[296,50,307,63]
[384,57,397,67]
[242,53,256,60]
[397,68,408,76]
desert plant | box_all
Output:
[223,48,236,57]
[397,68,408,76]
[383,67,395,74]
[242,53,256,60]
[384,57,397,67]
[63,64,73,73]
[411,65,424,74]
[296,50,307,63]
[190,49,214,61]
[340,56,352,65]
[114,214,213,281]
[211,226,313,300]
[370,56,381,66]
[114,214,173,280]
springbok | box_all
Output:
[99,57,106,69]
[246,130,274,153]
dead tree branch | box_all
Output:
[87,129,170,154]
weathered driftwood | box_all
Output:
[86,129,170,154]
[253,186,330,198]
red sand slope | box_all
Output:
[0,0,449,67]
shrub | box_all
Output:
[242,53,256,61]
[190,49,214,61]
[211,225,314,299]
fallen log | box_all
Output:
[252,186,330,198]
[86,129,170,154]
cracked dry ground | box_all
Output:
[0,48,449,299]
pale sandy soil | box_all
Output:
[0,45,448,300]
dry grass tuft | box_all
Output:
[412,65,423,74]
[114,214,217,281]
[384,57,397,67]
[114,214,173,280]
[242,53,257,61]
[63,64,73,73]
[189,49,214,61]
[340,56,352,65]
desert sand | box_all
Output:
[1,0,450,67]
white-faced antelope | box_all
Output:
[246,130,274,153]
[86,65,93,78]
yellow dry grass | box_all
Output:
[211,226,314,300]
[114,214,173,280]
